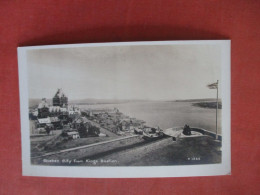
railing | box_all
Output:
[164,127,222,141]
[191,127,222,141]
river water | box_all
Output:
[79,101,222,134]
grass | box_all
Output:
[31,134,115,157]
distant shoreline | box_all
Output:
[29,98,222,109]
[174,98,221,102]
[192,102,222,109]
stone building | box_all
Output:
[52,88,68,107]
[37,98,50,118]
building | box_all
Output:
[38,98,50,118]
[34,89,83,129]
[68,105,81,116]
[72,117,91,130]
[66,131,80,139]
[49,117,61,129]
[52,88,68,107]
[36,117,51,128]
[48,106,61,116]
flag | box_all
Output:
[207,82,218,89]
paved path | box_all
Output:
[32,135,139,159]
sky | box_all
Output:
[27,43,221,101]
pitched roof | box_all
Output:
[50,117,60,122]
[54,88,67,98]
[74,117,89,123]
[67,131,79,135]
[38,118,51,124]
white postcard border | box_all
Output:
[18,40,231,178]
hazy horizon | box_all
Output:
[27,43,221,100]
[29,97,221,102]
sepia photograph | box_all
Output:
[18,41,230,177]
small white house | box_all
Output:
[67,131,80,139]
[37,117,51,128]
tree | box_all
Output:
[78,123,88,138]
[88,126,100,136]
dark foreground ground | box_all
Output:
[31,135,221,166]
[79,136,221,166]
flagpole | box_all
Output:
[216,80,218,140]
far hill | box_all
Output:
[69,98,153,105]
[29,98,154,109]
[175,98,221,102]
[174,98,222,109]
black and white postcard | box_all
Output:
[18,40,230,178]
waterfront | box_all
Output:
[79,101,222,134]
[30,97,222,166]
